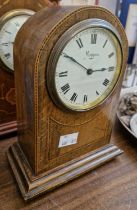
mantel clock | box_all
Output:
[7,6,128,200]
[0,0,59,136]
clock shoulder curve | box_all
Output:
[14,6,128,113]
[14,6,128,81]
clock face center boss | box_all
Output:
[8,6,128,200]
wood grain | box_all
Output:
[1,120,137,209]
[0,0,59,136]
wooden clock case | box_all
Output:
[0,0,59,136]
[7,6,128,200]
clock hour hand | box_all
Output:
[93,67,115,73]
[9,41,14,45]
[62,52,88,72]
[93,68,107,72]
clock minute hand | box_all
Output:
[63,53,88,72]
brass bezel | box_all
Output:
[0,9,35,72]
[47,19,123,112]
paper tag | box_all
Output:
[58,132,79,148]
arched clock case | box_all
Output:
[7,6,128,200]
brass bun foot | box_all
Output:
[7,143,123,201]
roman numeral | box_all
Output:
[15,22,20,27]
[108,52,114,58]
[96,91,99,96]
[61,83,70,94]
[83,95,88,103]
[108,66,115,71]
[70,93,78,102]
[103,79,109,86]
[91,34,97,44]
[76,38,83,48]
[1,43,8,46]
[59,71,68,77]
[4,53,11,59]
[5,30,12,34]
[103,39,108,48]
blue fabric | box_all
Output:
[120,0,137,27]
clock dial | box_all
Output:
[51,26,122,111]
[0,10,34,70]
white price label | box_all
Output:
[58,133,79,148]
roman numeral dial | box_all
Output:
[61,83,70,94]
[103,39,108,48]
[70,93,78,102]
[83,95,88,103]
[108,52,114,58]
[91,34,97,44]
[54,26,121,111]
[76,38,83,48]
[59,71,68,77]
[103,79,109,86]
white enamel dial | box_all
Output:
[53,27,122,111]
[0,10,34,70]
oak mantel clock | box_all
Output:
[0,0,59,136]
[7,6,128,200]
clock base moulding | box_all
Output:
[7,143,123,201]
